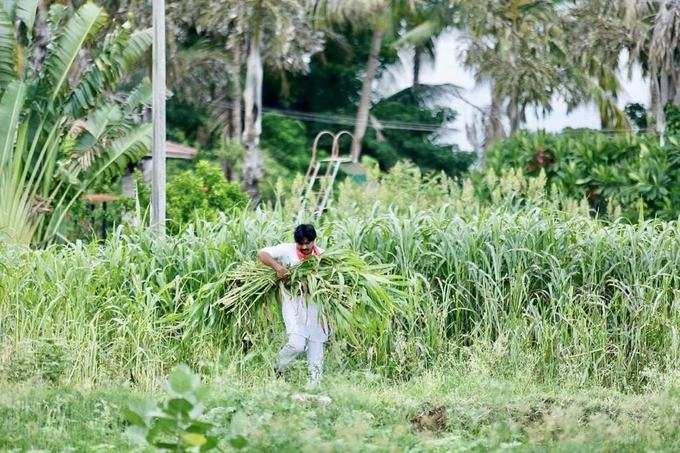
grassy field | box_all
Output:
[2,367,679,452]
[1,167,679,450]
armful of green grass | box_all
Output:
[207,249,406,333]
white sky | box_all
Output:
[376,29,650,151]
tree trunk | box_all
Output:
[351,27,384,161]
[465,117,485,168]
[230,39,243,142]
[485,84,505,146]
[220,31,243,181]
[670,66,680,106]
[656,74,669,137]
[229,3,244,143]
[220,160,239,182]
[413,46,422,87]
[508,95,520,134]
[242,29,264,202]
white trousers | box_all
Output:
[280,291,328,342]
[276,334,324,385]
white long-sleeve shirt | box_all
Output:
[260,243,328,342]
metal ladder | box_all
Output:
[296,130,354,224]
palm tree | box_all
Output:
[183,0,323,201]
[239,0,325,200]
[395,0,453,87]
[564,0,680,135]
[314,0,405,161]
[0,1,152,245]
[460,0,574,134]
[458,0,632,140]
[562,0,632,130]
[241,7,265,200]
[624,0,680,136]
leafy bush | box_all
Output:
[364,86,476,176]
[0,2,152,245]
[484,130,680,220]
[665,103,680,137]
[125,365,222,451]
[167,161,248,233]
[65,186,135,241]
[262,113,310,175]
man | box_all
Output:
[257,224,327,387]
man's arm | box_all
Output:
[258,249,289,279]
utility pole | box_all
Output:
[151,0,166,234]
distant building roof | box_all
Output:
[144,141,198,160]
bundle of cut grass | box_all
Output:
[216,249,406,331]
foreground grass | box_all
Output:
[2,366,679,452]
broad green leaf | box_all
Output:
[43,2,107,104]
[80,103,123,140]
[168,364,200,395]
[167,398,193,416]
[121,407,146,428]
[0,6,16,87]
[0,80,25,168]
[187,421,213,435]
[15,0,37,31]
[182,432,207,447]
[201,436,219,452]
[194,384,211,404]
[149,417,176,437]
[127,400,162,424]
[124,78,152,113]
[65,26,150,117]
[122,28,152,69]
[2,1,15,20]
[229,435,248,449]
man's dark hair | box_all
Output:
[294,224,317,243]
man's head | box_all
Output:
[294,224,317,256]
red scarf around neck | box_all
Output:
[297,244,320,261]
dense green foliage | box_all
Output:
[166,161,248,234]
[264,27,398,114]
[2,165,678,390]
[364,87,475,175]
[666,103,680,137]
[625,102,648,130]
[259,88,475,179]
[261,114,311,176]
[485,131,680,221]
[66,191,134,241]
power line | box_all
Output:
[262,106,643,136]
[262,107,459,133]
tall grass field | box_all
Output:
[1,166,679,450]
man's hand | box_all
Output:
[275,265,289,280]
[258,249,289,279]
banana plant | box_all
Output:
[0,1,152,246]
